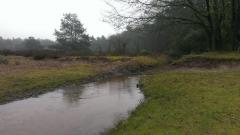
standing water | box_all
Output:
[0,76,144,135]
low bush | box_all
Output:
[0,56,8,64]
[33,54,46,60]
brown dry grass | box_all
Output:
[0,56,90,76]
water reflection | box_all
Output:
[0,76,144,135]
[61,85,84,106]
[61,77,138,106]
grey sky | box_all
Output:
[0,0,116,40]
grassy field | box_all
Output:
[109,68,240,135]
[0,55,164,104]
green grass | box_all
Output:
[133,55,167,66]
[106,56,131,62]
[174,52,240,64]
[105,55,166,64]
[0,64,95,103]
[109,69,240,135]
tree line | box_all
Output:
[0,37,55,51]
[105,0,240,56]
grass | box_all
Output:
[0,64,95,103]
[109,69,240,135]
[133,55,167,66]
[174,52,240,64]
[106,56,131,62]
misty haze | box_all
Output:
[0,0,240,135]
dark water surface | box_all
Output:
[0,76,144,135]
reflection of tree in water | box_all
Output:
[62,85,84,106]
[61,77,139,105]
[108,77,137,97]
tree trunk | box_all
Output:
[205,0,215,51]
[215,24,223,50]
[237,0,240,49]
[211,0,224,51]
[232,0,238,50]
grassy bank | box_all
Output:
[173,52,240,68]
[178,52,240,61]
[109,69,240,134]
[0,64,96,104]
[0,55,164,104]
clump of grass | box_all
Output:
[106,56,131,62]
[0,56,8,64]
[109,69,240,135]
[74,56,130,63]
[33,54,46,60]
[133,55,167,66]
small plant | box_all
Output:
[0,56,9,64]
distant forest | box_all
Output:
[0,37,55,51]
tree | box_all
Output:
[108,34,127,54]
[24,37,43,51]
[55,13,91,54]
[106,0,238,51]
[231,0,240,50]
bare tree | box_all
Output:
[105,0,232,51]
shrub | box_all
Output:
[0,50,12,56]
[33,54,46,60]
[0,56,9,64]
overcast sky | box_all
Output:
[0,0,116,40]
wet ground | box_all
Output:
[0,76,144,135]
